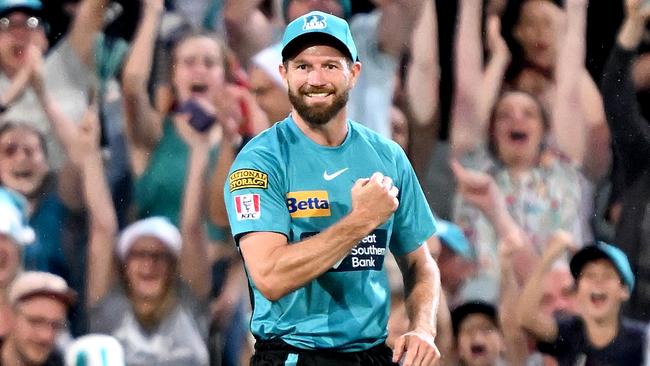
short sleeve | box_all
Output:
[224,148,290,243]
[389,147,437,256]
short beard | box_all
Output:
[289,87,349,126]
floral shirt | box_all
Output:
[454,146,583,302]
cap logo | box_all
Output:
[303,14,327,31]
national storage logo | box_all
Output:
[286,191,331,218]
[229,169,268,192]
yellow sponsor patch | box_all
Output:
[229,169,268,192]
[286,191,331,218]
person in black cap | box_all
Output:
[517,231,647,366]
[451,301,506,366]
[601,0,650,322]
[224,10,441,366]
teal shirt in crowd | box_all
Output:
[134,117,227,241]
[224,116,436,351]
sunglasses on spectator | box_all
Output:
[0,16,43,31]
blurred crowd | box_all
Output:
[0,0,649,365]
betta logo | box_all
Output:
[286,191,331,218]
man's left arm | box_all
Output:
[393,244,441,366]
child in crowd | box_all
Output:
[518,232,646,365]
[451,301,507,366]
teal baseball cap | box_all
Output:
[0,0,42,17]
[570,241,635,291]
[435,219,475,260]
[281,10,357,62]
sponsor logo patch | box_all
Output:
[286,191,331,218]
[303,14,327,31]
[302,230,388,271]
[234,194,261,220]
[229,169,268,192]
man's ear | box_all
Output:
[621,284,630,302]
[279,63,287,80]
[279,63,289,89]
[348,61,362,88]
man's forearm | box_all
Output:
[401,249,440,334]
[241,213,378,301]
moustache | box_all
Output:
[299,87,335,94]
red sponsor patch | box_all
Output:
[234,194,261,220]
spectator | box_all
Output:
[451,0,591,303]
[1,271,76,366]
[539,264,575,317]
[121,0,251,232]
[505,0,610,180]
[0,0,109,167]
[499,230,576,366]
[122,2,261,364]
[517,232,646,365]
[0,187,34,336]
[72,105,212,366]
[600,0,650,322]
[0,121,72,280]
[248,44,290,124]
[0,42,98,287]
[451,301,506,366]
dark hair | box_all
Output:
[164,30,230,110]
[451,301,500,337]
[486,90,550,160]
[501,0,562,84]
[169,30,227,67]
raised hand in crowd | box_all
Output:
[481,15,510,124]
[451,160,511,232]
[405,0,439,127]
[451,0,510,158]
[78,105,119,307]
[174,109,214,300]
[223,0,277,62]
[619,0,650,48]
[516,230,577,342]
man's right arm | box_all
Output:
[239,173,398,301]
[516,231,575,343]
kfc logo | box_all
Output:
[234,194,261,220]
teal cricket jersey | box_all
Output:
[224,116,436,351]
